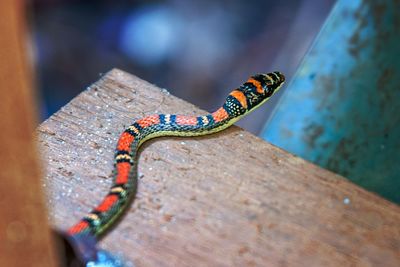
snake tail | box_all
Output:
[67,71,285,237]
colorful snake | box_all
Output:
[68,72,285,239]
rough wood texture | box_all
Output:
[0,1,58,266]
[37,69,400,267]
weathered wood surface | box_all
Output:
[0,1,58,267]
[37,69,400,267]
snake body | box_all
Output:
[68,72,285,238]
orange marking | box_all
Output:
[68,221,89,234]
[117,132,134,151]
[176,115,198,125]
[96,194,119,212]
[212,107,229,123]
[137,115,160,128]
[230,90,248,109]
[248,78,264,94]
[116,162,131,184]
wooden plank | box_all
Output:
[0,1,58,267]
[37,69,400,267]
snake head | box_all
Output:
[251,71,285,98]
[223,71,285,117]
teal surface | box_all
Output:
[261,0,400,203]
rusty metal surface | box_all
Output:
[261,0,400,203]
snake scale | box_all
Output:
[67,71,285,238]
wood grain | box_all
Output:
[37,69,400,267]
[0,1,57,266]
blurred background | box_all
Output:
[29,0,335,134]
[28,0,400,204]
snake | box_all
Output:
[67,71,285,239]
